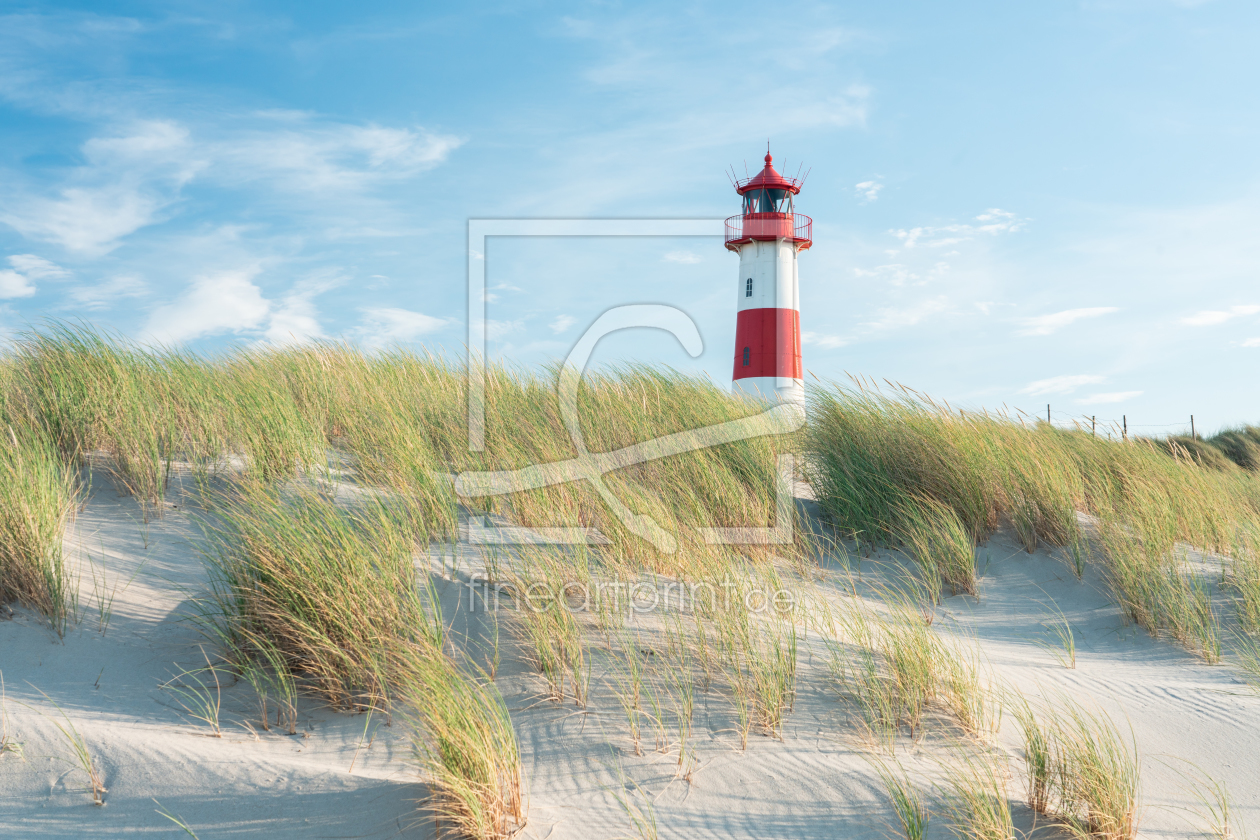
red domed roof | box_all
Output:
[735,153,803,195]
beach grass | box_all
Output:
[0,424,77,634]
[196,480,444,711]
[1013,695,1141,840]
[806,381,1260,664]
[871,757,930,840]
[7,322,1260,837]
[940,749,1015,840]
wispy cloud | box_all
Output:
[1180,304,1260,327]
[854,180,882,203]
[801,331,849,349]
[354,306,450,348]
[890,209,1027,251]
[1075,390,1143,405]
[0,121,204,255]
[0,253,71,298]
[67,275,148,310]
[861,297,951,332]
[974,208,1024,233]
[217,120,462,192]
[8,254,70,280]
[0,116,460,255]
[1020,374,1106,396]
[549,314,576,334]
[663,250,702,264]
[853,263,916,286]
[487,319,524,341]
[1242,337,1260,348]
[1016,307,1119,336]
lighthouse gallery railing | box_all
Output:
[724,213,813,250]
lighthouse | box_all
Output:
[725,151,811,406]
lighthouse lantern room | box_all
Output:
[725,151,811,406]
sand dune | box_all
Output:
[2,473,1257,839]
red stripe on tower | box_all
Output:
[733,308,801,380]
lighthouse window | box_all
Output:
[743,188,789,214]
[742,346,750,367]
[745,278,753,297]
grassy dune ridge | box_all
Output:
[4,324,1260,838]
[0,324,797,837]
[807,381,1260,661]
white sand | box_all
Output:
[2,475,1257,838]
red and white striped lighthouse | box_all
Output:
[726,151,811,406]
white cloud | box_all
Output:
[67,275,148,310]
[1075,391,1143,405]
[0,269,36,299]
[8,254,69,280]
[1180,304,1260,327]
[854,180,882,203]
[549,314,576,334]
[487,319,524,340]
[263,295,324,347]
[663,250,702,264]
[143,267,270,344]
[6,187,170,254]
[974,208,1025,233]
[854,263,916,286]
[1242,338,1260,348]
[802,331,849,349]
[889,209,1026,253]
[861,297,951,332]
[0,121,203,255]
[354,307,449,348]
[260,274,340,347]
[1020,374,1106,397]
[0,117,460,255]
[219,122,462,192]
[1016,307,1119,336]
[892,228,925,249]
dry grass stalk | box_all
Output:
[34,689,107,805]
[403,648,524,840]
[940,750,1015,840]
[1013,695,1141,840]
[160,649,224,737]
[829,600,999,749]
[1,672,23,761]
[870,757,930,840]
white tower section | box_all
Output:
[732,239,804,405]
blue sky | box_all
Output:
[2,2,1259,433]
